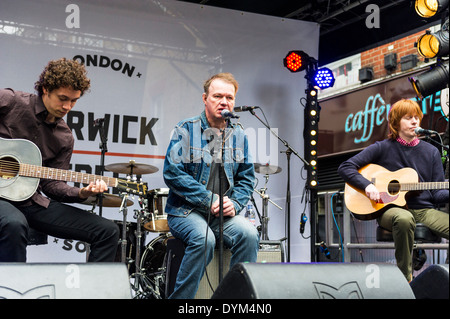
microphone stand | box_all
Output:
[423,134,449,152]
[218,124,227,283]
[94,118,108,217]
[249,109,309,262]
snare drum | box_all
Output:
[144,188,170,233]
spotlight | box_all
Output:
[283,50,309,72]
[416,20,449,58]
[313,68,335,89]
[304,85,319,189]
[409,59,449,98]
[415,0,449,18]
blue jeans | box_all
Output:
[168,210,259,299]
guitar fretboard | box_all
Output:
[19,163,118,187]
[400,181,449,191]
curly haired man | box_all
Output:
[0,58,119,262]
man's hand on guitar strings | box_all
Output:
[79,180,108,199]
[365,183,381,203]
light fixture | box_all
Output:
[284,50,325,188]
[416,20,449,59]
[283,50,310,72]
[384,53,398,71]
[358,67,374,83]
[313,67,335,89]
[415,0,449,18]
[409,59,449,98]
[304,86,319,189]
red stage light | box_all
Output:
[283,50,309,72]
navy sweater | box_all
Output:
[338,139,448,209]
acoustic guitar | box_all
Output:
[0,137,147,202]
[344,163,448,220]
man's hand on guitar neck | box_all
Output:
[79,180,108,199]
[365,183,381,203]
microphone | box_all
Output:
[414,127,437,135]
[234,106,259,112]
[221,109,240,119]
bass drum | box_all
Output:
[137,233,172,299]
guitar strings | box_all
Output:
[0,158,116,185]
[0,159,20,176]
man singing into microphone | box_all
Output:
[163,73,259,299]
[338,99,449,282]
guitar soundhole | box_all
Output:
[388,179,401,195]
[0,156,19,179]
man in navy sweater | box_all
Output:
[338,99,448,282]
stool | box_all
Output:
[27,228,48,246]
[376,223,441,243]
[376,223,442,272]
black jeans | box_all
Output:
[0,199,119,262]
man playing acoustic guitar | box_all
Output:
[0,58,119,262]
[338,99,449,282]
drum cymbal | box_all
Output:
[81,193,134,207]
[106,160,159,175]
[254,163,282,175]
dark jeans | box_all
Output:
[0,199,119,262]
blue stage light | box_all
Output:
[313,68,335,89]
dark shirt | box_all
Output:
[338,138,449,209]
[0,88,81,207]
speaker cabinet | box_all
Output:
[212,263,415,299]
[410,264,449,299]
[0,263,131,299]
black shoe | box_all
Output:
[413,249,427,271]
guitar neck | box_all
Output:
[401,181,449,191]
[19,163,118,187]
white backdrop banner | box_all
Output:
[0,0,319,262]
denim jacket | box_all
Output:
[163,111,255,217]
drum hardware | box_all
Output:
[93,153,169,298]
[253,170,283,241]
[118,192,132,263]
[134,233,172,299]
[130,202,147,297]
[127,194,172,299]
[81,193,134,208]
[105,160,159,175]
[143,188,170,233]
[254,163,282,175]
[108,185,171,299]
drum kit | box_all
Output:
[81,160,172,298]
[81,160,283,299]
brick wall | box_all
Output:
[360,28,429,79]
